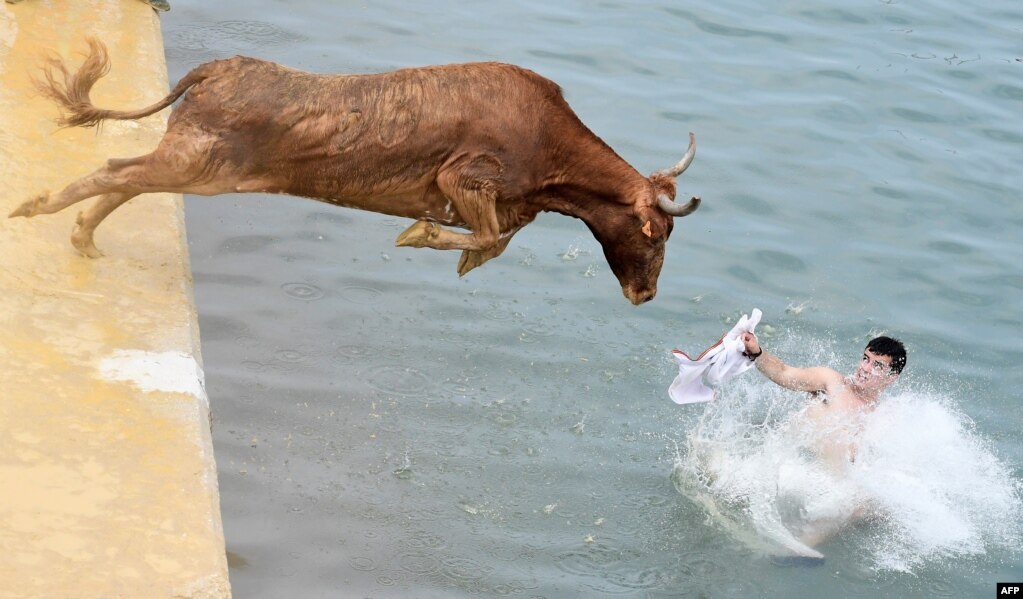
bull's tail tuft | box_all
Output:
[36,38,113,128]
[35,37,208,129]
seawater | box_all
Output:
[158,0,1023,597]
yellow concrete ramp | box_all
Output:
[0,1,229,597]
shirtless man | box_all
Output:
[740,333,907,556]
[740,333,907,418]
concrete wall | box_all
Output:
[0,1,229,597]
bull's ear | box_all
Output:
[640,217,666,239]
[636,205,667,239]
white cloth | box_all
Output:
[668,308,763,404]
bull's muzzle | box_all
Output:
[624,286,656,305]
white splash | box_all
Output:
[99,349,207,402]
[852,393,1023,571]
[561,244,582,261]
[672,375,1023,572]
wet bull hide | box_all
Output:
[10,39,702,304]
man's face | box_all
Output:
[853,348,898,392]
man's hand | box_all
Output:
[742,332,761,356]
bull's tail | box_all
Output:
[36,38,209,128]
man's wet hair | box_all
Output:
[866,336,907,374]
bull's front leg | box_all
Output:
[456,212,539,275]
[394,220,445,248]
[394,221,507,276]
[456,233,513,276]
[395,156,503,276]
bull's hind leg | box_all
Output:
[394,155,505,275]
[8,159,139,219]
[9,156,155,257]
[10,133,238,256]
[70,192,137,258]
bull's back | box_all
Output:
[171,58,565,169]
[165,58,583,212]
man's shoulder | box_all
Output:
[815,367,846,386]
[803,365,843,379]
[791,365,844,393]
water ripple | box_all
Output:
[374,570,405,587]
[663,8,790,43]
[677,550,732,584]
[757,250,807,272]
[832,567,899,597]
[340,285,383,304]
[925,579,960,597]
[927,240,972,255]
[274,348,308,363]
[554,539,662,593]
[892,107,941,123]
[406,533,446,551]
[366,365,434,397]
[397,552,440,575]
[281,282,326,301]
[169,20,306,54]
[438,556,494,583]
[348,556,376,571]
[218,234,277,254]
[521,320,556,337]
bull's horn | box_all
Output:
[657,194,700,217]
[655,132,696,178]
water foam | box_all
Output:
[671,360,1022,572]
[851,392,1022,571]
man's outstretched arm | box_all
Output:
[742,333,839,393]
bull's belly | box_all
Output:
[299,185,467,228]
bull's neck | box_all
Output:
[544,163,646,221]
[539,141,650,222]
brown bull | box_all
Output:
[10,39,701,305]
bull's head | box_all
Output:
[588,133,701,305]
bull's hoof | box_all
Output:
[71,214,103,259]
[395,220,440,248]
[8,192,49,218]
[457,249,486,276]
[71,234,103,259]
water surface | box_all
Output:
[160,1,1023,596]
